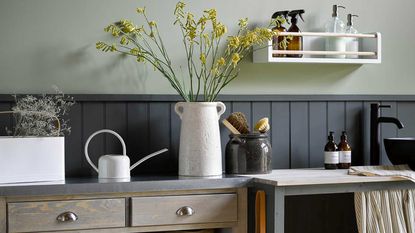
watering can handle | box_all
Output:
[84,129,127,173]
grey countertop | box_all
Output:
[0,175,251,197]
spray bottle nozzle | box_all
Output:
[347,14,359,26]
[272,11,289,19]
[332,5,346,17]
[288,9,305,22]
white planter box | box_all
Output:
[0,137,65,184]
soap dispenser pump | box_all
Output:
[346,14,359,58]
[325,5,346,58]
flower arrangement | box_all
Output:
[96,1,285,102]
[1,89,74,137]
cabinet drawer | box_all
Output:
[8,198,125,232]
[131,193,237,226]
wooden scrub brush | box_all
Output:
[222,112,250,134]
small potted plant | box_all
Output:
[0,89,74,183]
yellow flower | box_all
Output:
[120,36,129,45]
[200,53,206,64]
[136,7,145,14]
[104,25,120,37]
[110,44,117,52]
[198,15,208,31]
[203,33,211,46]
[204,9,217,20]
[231,53,241,67]
[238,18,248,28]
[120,20,135,33]
[217,57,225,66]
[214,23,227,38]
[175,1,186,12]
[130,48,140,56]
[228,36,240,49]
[149,21,157,27]
[136,56,145,63]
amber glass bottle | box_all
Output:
[324,131,339,169]
[287,10,305,58]
[271,11,289,57]
[338,131,352,169]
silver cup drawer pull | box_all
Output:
[176,206,194,216]
[56,211,78,222]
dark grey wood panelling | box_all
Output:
[82,102,106,176]
[148,103,172,173]
[271,102,290,169]
[1,95,415,176]
[65,103,83,177]
[309,102,327,167]
[219,101,232,169]
[290,102,309,168]
[128,103,150,176]
[345,102,364,166]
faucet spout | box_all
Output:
[378,117,404,129]
[370,104,405,166]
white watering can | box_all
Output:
[84,129,168,179]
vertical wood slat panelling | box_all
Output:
[64,103,83,177]
[82,103,105,177]
[397,102,415,137]
[346,102,364,166]
[148,103,172,174]
[271,102,290,169]
[2,95,415,176]
[380,102,397,165]
[362,102,373,165]
[219,101,232,172]
[105,103,128,155]
[327,102,346,138]
[309,102,327,168]
[128,103,150,176]
[290,102,309,168]
[170,103,180,174]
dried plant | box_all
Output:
[4,90,75,137]
[96,1,286,102]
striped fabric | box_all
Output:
[350,165,415,233]
[355,190,415,233]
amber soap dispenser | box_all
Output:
[338,131,352,169]
[324,131,339,169]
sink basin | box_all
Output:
[384,138,415,169]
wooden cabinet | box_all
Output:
[1,188,247,233]
[131,194,237,227]
[8,199,125,232]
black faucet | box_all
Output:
[370,103,404,165]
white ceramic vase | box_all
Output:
[175,102,226,177]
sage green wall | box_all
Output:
[0,0,413,95]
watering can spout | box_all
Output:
[130,148,169,170]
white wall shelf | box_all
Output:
[253,32,381,64]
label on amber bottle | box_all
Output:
[324,152,339,164]
[339,151,352,163]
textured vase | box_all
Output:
[175,102,226,177]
